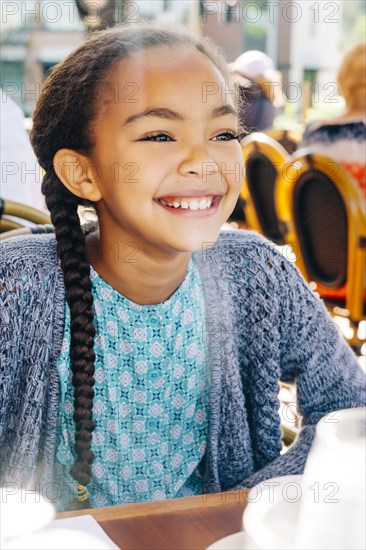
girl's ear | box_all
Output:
[53,149,102,202]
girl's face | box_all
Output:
[89,44,244,254]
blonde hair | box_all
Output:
[337,43,366,111]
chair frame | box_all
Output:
[240,132,289,241]
[275,149,366,324]
[0,199,51,233]
[0,224,54,241]
[262,128,301,155]
[1,199,51,225]
[0,218,23,232]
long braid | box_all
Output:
[43,171,96,508]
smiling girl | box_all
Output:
[0,24,365,512]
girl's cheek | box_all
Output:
[221,153,245,191]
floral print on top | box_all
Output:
[54,256,210,511]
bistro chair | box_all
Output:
[263,128,300,155]
[275,151,366,348]
[240,132,289,244]
[0,198,52,236]
[0,224,54,241]
[0,198,53,240]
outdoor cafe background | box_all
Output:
[1,0,365,365]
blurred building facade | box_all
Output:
[1,0,85,114]
[1,0,363,118]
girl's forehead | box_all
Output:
[108,44,223,77]
[102,45,229,106]
[128,44,206,72]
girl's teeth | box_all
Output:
[158,197,214,209]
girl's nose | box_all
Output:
[178,143,219,177]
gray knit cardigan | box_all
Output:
[0,228,365,501]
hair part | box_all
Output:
[30,22,233,510]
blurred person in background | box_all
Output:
[0,88,45,210]
[301,43,366,200]
[229,50,282,133]
[228,51,283,224]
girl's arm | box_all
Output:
[238,425,317,489]
[0,237,61,485]
[238,250,366,489]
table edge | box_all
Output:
[56,489,249,521]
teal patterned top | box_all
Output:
[54,256,209,511]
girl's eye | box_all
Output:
[213,131,240,141]
[139,133,174,142]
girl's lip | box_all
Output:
[154,195,222,217]
[156,188,221,199]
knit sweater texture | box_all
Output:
[0,227,365,499]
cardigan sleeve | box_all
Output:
[0,255,29,433]
[0,237,63,485]
[0,254,36,481]
[236,244,366,489]
[279,257,366,423]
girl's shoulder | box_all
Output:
[0,233,59,278]
[198,229,281,263]
[0,235,64,330]
[195,229,310,294]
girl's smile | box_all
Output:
[154,193,223,217]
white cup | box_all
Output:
[242,474,303,549]
[294,407,366,550]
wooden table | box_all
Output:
[57,489,249,549]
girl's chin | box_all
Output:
[172,228,222,253]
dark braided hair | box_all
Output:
[30,23,232,509]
